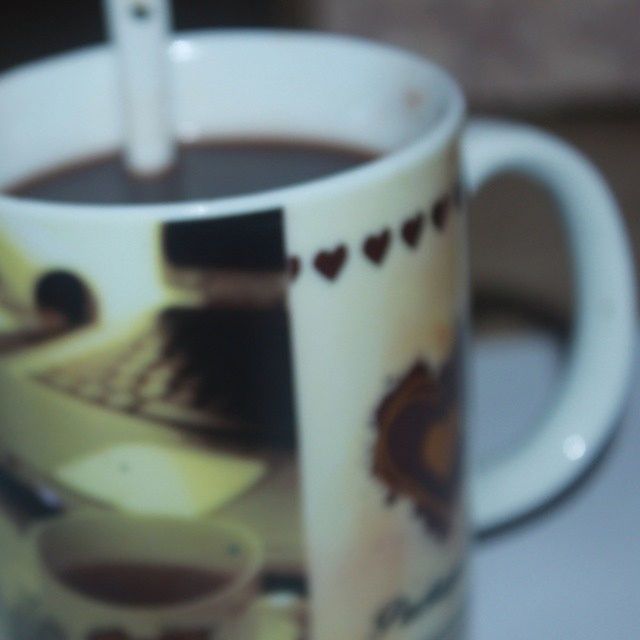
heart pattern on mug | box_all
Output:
[314,245,348,281]
[363,229,391,265]
[295,183,458,283]
[432,196,451,231]
[401,212,425,248]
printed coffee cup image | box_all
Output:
[22,511,263,640]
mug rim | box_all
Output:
[0,29,466,221]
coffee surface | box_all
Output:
[7,140,375,204]
[57,562,235,607]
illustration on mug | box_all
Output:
[0,187,463,640]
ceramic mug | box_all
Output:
[0,30,636,640]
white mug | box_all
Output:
[0,30,636,640]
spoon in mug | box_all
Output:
[102,0,176,175]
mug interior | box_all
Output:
[0,30,463,202]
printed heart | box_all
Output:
[363,229,391,265]
[314,245,348,281]
[432,196,451,231]
[287,256,301,280]
[401,212,425,248]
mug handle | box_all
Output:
[463,119,637,534]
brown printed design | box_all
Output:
[372,343,462,538]
[431,196,451,231]
[370,563,464,639]
[32,212,297,444]
[0,182,463,639]
[290,182,463,284]
[0,230,97,357]
[0,209,307,640]
[0,268,94,355]
[362,229,391,265]
[313,245,348,280]
[36,307,296,444]
[400,212,425,249]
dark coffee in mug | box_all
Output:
[56,562,234,607]
[7,140,376,204]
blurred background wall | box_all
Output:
[312,0,640,329]
[1,0,638,328]
[314,0,640,113]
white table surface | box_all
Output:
[468,330,640,640]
